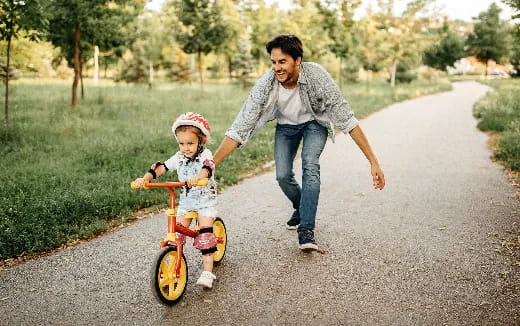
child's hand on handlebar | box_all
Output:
[133,177,147,188]
[186,176,202,188]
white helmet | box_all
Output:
[171,112,211,141]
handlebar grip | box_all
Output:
[196,179,209,186]
[130,181,149,189]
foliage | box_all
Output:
[167,0,232,90]
[502,0,520,19]
[240,0,283,72]
[0,0,49,125]
[317,0,361,86]
[510,26,520,77]
[423,22,466,71]
[362,0,436,87]
[0,58,21,82]
[394,63,418,83]
[48,0,143,107]
[474,79,520,170]
[281,0,330,62]
[341,55,361,83]
[0,0,48,43]
[115,42,150,84]
[466,3,512,71]
[0,37,57,76]
[168,46,192,83]
[231,37,256,88]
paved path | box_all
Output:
[1,82,519,325]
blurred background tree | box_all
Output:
[0,0,48,126]
[466,3,512,78]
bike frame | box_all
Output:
[144,181,198,277]
[141,180,223,278]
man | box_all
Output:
[213,34,385,250]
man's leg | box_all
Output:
[298,121,327,232]
[274,124,303,213]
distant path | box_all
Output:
[1,81,518,325]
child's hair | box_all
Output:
[175,125,208,145]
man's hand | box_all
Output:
[371,164,385,190]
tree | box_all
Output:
[231,36,255,88]
[466,3,512,78]
[169,0,232,92]
[48,0,142,110]
[423,22,466,71]
[503,0,520,76]
[502,0,520,18]
[118,10,165,88]
[317,0,361,88]
[240,0,283,74]
[367,0,433,87]
[281,0,330,62]
[0,0,48,127]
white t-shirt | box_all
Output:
[276,83,312,125]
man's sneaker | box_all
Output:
[196,271,216,289]
[286,211,300,230]
[298,229,318,251]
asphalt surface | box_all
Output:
[1,81,519,325]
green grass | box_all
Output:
[0,78,452,260]
[474,79,520,171]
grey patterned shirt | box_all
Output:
[226,62,359,146]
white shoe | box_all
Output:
[196,271,216,289]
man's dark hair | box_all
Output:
[266,34,303,61]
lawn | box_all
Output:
[0,78,452,259]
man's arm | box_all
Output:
[348,125,385,190]
[213,136,240,167]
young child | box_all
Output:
[133,112,218,289]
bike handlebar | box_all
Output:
[130,178,208,189]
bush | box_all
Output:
[474,79,520,173]
[496,131,520,170]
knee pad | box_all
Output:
[176,232,186,246]
[193,227,217,256]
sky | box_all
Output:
[146,0,517,22]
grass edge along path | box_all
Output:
[473,79,520,198]
[0,79,452,262]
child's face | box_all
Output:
[176,129,199,158]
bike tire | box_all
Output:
[150,246,188,305]
[213,217,227,264]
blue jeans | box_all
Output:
[274,121,328,231]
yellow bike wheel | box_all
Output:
[213,217,227,264]
[150,246,188,305]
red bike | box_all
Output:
[131,179,227,305]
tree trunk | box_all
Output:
[198,51,205,92]
[485,59,489,80]
[93,46,99,85]
[80,59,84,99]
[227,55,233,81]
[72,27,80,110]
[4,34,11,127]
[390,61,397,88]
[148,61,154,89]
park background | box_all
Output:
[0,0,519,262]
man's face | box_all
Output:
[270,47,301,88]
